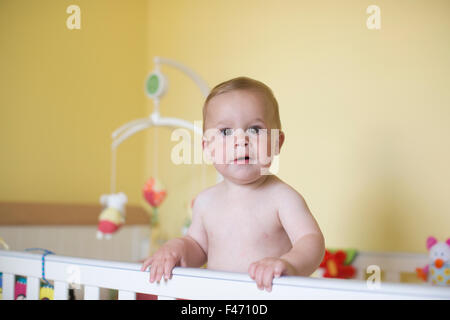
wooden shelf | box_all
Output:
[0,202,150,225]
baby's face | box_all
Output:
[203,89,284,184]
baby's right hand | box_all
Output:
[140,239,185,283]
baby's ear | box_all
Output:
[202,136,211,152]
[201,136,215,165]
[202,130,211,148]
[275,130,285,155]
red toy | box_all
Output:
[142,177,167,226]
[319,250,356,279]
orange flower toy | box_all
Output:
[142,177,167,225]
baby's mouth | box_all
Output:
[233,156,251,164]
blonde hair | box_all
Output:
[202,76,282,132]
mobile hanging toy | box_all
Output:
[97,57,215,239]
[97,192,128,239]
[142,177,167,226]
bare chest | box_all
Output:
[204,196,278,238]
[202,196,291,271]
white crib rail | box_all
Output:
[0,250,449,300]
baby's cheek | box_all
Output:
[208,137,228,164]
[213,163,232,179]
[254,137,272,164]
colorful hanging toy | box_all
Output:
[1,248,61,300]
[97,192,128,240]
[416,236,450,286]
[12,276,55,300]
[142,177,167,226]
[14,276,27,300]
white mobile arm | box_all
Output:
[111,57,209,149]
[109,57,222,193]
[154,56,210,98]
[112,112,203,149]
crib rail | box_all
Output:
[352,250,429,282]
[0,250,449,300]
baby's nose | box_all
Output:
[234,129,248,146]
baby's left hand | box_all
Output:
[248,257,296,292]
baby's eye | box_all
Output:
[220,128,233,136]
[247,126,261,135]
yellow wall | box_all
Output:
[0,0,148,204]
[1,0,449,254]
[147,0,450,253]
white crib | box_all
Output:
[1,249,449,300]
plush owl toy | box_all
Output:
[97,192,128,240]
[416,236,450,286]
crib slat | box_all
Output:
[118,290,136,300]
[26,276,40,300]
[157,295,176,300]
[84,285,100,300]
[2,273,15,300]
[54,281,69,300]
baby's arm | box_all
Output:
[249,186,325,291]
[141,197,208,283]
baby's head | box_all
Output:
[203,77,282,132]
[202,77,285,184]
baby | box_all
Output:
[141,77,325,292]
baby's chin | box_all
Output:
[214,163,269,185]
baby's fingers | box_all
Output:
[141,257,153,272]
[149,262,162,283]
[248,263,257,280]
[163,257,177,280]
[273,260,285,278]
[255,265,266,290]
[149,258,178,283]
[262,268,275,292]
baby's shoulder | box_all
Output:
[191,183,221,213]
[266,175,307,203]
